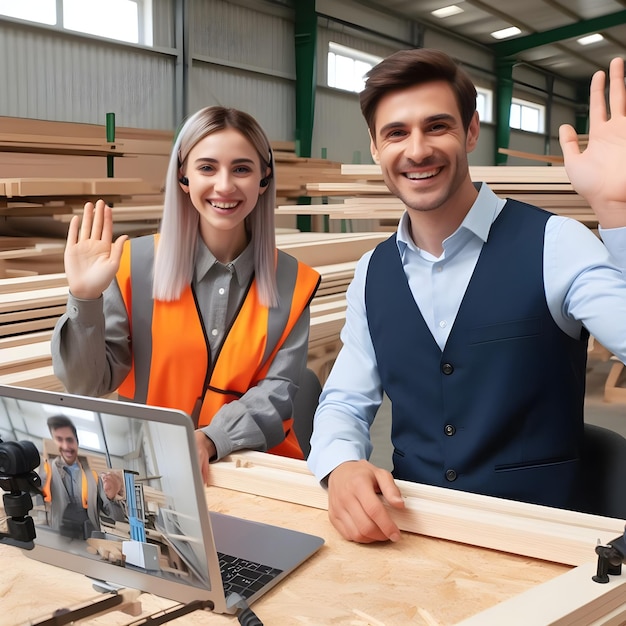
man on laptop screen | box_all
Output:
[0,385,324,616]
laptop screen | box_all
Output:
[0,385,222,607]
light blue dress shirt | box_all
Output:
[308,183,626,482]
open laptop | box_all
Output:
[0,384,324,616]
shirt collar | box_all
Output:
[396,182,505,255]
[194,234,255,287]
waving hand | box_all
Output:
[64,200,128,299]
[559,57,626,228]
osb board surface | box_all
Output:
[0,485,568,626]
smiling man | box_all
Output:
[307,48,626,543]
[42,415,101,538]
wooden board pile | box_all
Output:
[0,273,66,390]
[276,164,598,230]
[277,231,389,382]
[0,118,352,275]
[0,231,388,391]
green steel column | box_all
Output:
[575,84,589,135]
[495,58,514,165]
[294,0,317,232]
[106,112,115,178]
[544,75,554,160]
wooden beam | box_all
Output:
[498,147,565,165]
[457,561,626,625]
[208,452,626,622]
[208,451,626,567]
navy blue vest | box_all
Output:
[365,200,588,509]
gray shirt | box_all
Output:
[51,237,310,460]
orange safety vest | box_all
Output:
[42,459,98,509]
[116,235,320,459]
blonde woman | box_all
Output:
[52,107,320,482]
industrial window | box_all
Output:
[0,0,152,46]
[327,42,382,94]
[510,97,545,133]
[476,87,493,123]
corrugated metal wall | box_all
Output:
[189,0,296,140]
[0,19,177,129]
[0,0,584,164]
[312,24,398,163]
[190,65,294,141]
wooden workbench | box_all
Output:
[5,447,626,625]
[1,483,569,626]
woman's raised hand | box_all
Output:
[64,200,128,299]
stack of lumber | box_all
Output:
[0,117,169,271]
[0,273,67,390]
[0,116,173,157]
[0,238,66,277]
[0,232,388,390]
[271,140,345,203]
[0,118,352,268]
[0,118,163,268]
[276,231,389,381]
[0,177,160,201]
[0,116,172,204]
[0,273,67,338]
[277,164,598,229]
[0,118,345,205]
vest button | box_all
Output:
[444,424,456,436]
[445,469,457,482]
[442,363,454,375]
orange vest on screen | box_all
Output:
[116,236,320,459]
[42,459,98,509]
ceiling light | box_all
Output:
[490,26,522,40]
[577,33,604,46]
[431,5,464,18]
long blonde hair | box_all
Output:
[153,106,278,306]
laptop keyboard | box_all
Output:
[218,551,283,600]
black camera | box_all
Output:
[0,438,42,548]
[0,439,40,476]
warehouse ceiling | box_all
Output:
[356,0,626,84]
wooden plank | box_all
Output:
[457,561,626,625]
[0,285,68,313]
[0,304,64,324]
[0,133,126,157]
[270,140,296,153]
[0,341,52,377]
[277,232,388,266]
[0,364,63,390]
[208,451,626,567]
[0,242,65,260]
[306,182,391,195]
[340,163,574,184]
[0,177,160,198]
[2,178,88,198]
[280,189,595,224]
[0,330,52,348]
[0,272,67,294]
[0,315,62,337]
[53,204,164,222]
[498,147,565,165]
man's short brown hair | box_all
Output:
[360,48,477,138]
[47,415,78,441]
